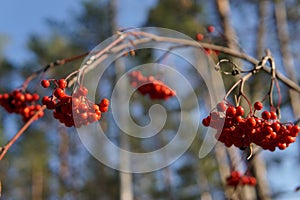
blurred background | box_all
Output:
[1,0,300,199]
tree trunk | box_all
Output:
[109,1,134,200]
[274,0,300,118]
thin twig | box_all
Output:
[0,105,46,160]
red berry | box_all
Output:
[290,125,300,137]
[226,106,236,117]
[196,33,204,41]
[217,102,227,112]
[42,96,51,105]
[254,101,263,110]
[262,111,271,120]
[41,80,50,88]
[270,112,277,120]
[100,98,110,107]
[77,87,88,96]
[57,79,67,89]
[54,88,65,99]
[99,106,109,113]
[246,117,256,127]
[32,93,40,101]
[25,93,33,101]
[235,106,245,116]
[207,25,215,33]
[202,116,211,127]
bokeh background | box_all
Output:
[1,0,300,199]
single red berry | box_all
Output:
[271,122,281,132]
[217,102,227,112]
[41,80,51,88]
[32,93,40,101]
[42,96,51,105]
[254,101,263,110]
[77,87,88,96]
[57,79,67,89]
[207,25,215,33]
[290,125,300,137]
[270,112,277,120]
[235,106,245,116]
[196,33,204,41]
[226,106,236,117]
[99,106,109,113]
[262,111,271,120]
[54,88,65,99]
[277,143,287,150]
[246,117,256,127]
[25,93,33,101]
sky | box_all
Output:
[1,1,299,198]
[0,0,157,64]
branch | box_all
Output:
[0,105,46,160]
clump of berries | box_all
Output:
[128,70,176,100]
[202,101,300,151]
[195,26,220,56]
[0,89,43,122]
[226,171,256,187]
[41,79,109,128]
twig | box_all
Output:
[22,52,90,90]
[0,105,46,160]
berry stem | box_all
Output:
[22,52,90,90]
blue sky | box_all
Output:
[0,0,157,64]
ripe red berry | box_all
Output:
[77,87,88,96]
[246,117,256,127]
[217,102,227,112]
[100,98,110,107]
[207,25,215,33]
[226,106,236,117]
[202,116,211,127]
[196,33,204,41]
[235,106,244,116]
[54,88,65,99]
[254,101,263,110]
[41,80,51,88]
[262,111,271,120]
[57,79,67,89]
[270,112,277,120]
[32,93,39,101]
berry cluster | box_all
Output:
[0,90,43,122]
[41,79,109,128]
[128,70,176,100]
[226,171,256,187]
[195,26,220,55]
[202,101,300,151]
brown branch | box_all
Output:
[22,52,89,90]
[0,105,46,160]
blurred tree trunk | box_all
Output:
[274,0,300,165]
[274,0,300,118]
[31,165,43,200]
[109,1,134,200]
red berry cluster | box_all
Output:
[0,90,43,122]
[202,101,300,151]
[128,70,176,100]
[41,79,109,128]
[226,171,256,187]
